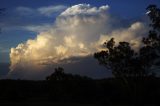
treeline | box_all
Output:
[0,77,160,105]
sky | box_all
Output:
[0,0,160,79]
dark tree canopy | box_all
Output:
[141,4,160,74]
[94,5,160,78]
[46,67,91,81]
[146,5,160,31]
[94,39,146,78]
[46,67,65,81]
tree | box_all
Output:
[46,67,65,81]
[94,5,160,78]
[94,38,146,78]
[146,5,160,31]
[140,5,160,75]
[46,67,91,81]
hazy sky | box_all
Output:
[0,0,160,79]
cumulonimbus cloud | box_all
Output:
[9,4,148,79]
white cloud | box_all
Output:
[9,4,148,79]
[16,5,67,17]
[60,4,109,16]
[38,5,67,16]
[146,10,151,15]
[94,22,148,51]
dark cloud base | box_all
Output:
[0,56,111,80]
[0,63,10,78]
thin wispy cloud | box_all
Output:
[23,24,53,33]
[38,5,67,16]
[16,5,67,17]
[1,5,67,33]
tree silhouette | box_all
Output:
[95,36,154,78]
[140,5,160,75]
[94,38,146,78]
[46,67,91,81]
[146,5,160,30]
[94,5,160,78]
[94,5,160,104]
[46,67,65,81]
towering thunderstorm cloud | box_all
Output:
[9,4,147,79]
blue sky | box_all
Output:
[0,0,159,63]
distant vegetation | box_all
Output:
[46,67,91,81]
[0,77,160,105]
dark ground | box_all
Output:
[0,77,160,105]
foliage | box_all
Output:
[95,38,144,78]
[94,5,160,78]
[141,5,160,72]
[46,67,91,81]
[146,5,160,30]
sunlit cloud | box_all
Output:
[9,4,148,79]
[94,22,148,51]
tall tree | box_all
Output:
[94,5,160,78]
[46,67,65,81]
[140,5,160,74]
